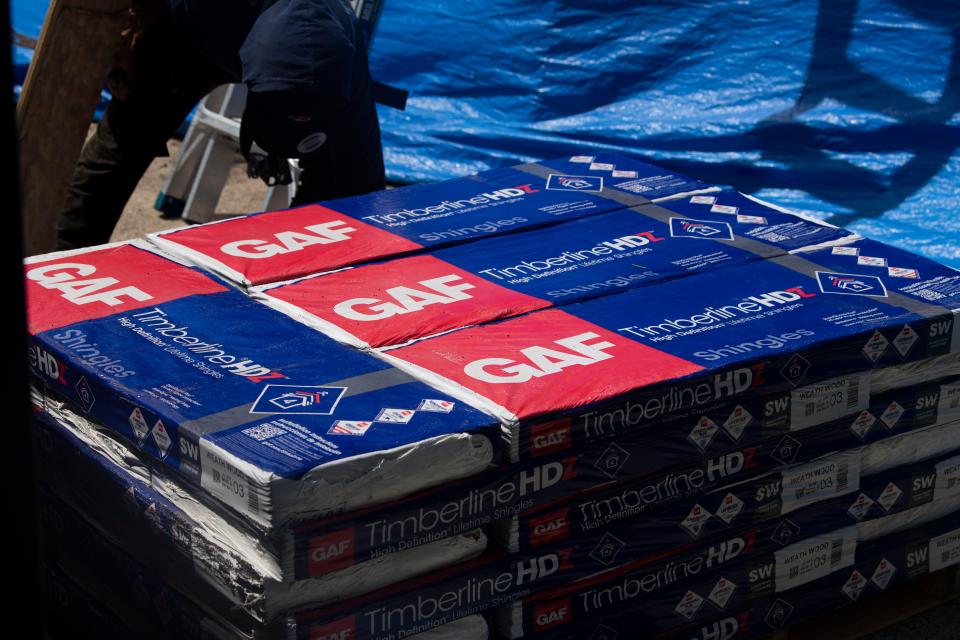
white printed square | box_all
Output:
[569,155,595,163]
[589,162,616,171]
[857,255,887,267]
[375,408,416,424]
[887,267,919,279]
[832,246,860,256]
[736,214,767,225]
[328,420,373,436]
[612,169,638,178]
[690,195,717,205]
[710,204,739,214]
[417,399,455,413]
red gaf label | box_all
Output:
[533,598,573,632]
[309,616,355,640]
[390,310,704,420]
[529,418,573,457]
[25,244,226,334]
[265,254,550,347]
[157,205,423,286]
[529,508,570,548]
[308,527,356,576]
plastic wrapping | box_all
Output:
[25,242,495,529]
[150,153,714,288]
[255,192,852,349]
[386,238,960,425]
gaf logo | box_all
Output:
[309,616,355,640]
[25,262,153,306]
[463,332,617,384]
[533,599,572,631]
[530,508,570,547]
[531,418,573,457]
[816,271,888,297]
[220,221,357,259]
[250,384,347,415]
[308,528,355,575]
[669,217,734,241]
[546,174,604,192]
[333,275,476,321]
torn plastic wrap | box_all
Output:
[149,153,715,288]
[25,242,497,529]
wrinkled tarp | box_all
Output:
[11,0,959,266]
[371,0,960,266]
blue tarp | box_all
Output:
[11,0,959,266]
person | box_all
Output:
[55,0,385,250]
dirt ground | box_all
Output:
[108,135,267,242]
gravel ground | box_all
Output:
[113,136,959,640]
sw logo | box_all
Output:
[669,217,734,241]
[546,174,604,192]
[250,384,347,415]
[816,271,888,297]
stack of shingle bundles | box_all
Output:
[28,152,960,639]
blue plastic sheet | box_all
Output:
[11,0,959,266]
[371,0,960,266]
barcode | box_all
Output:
[837,463,849,491]
[942,551,951,563]
[830,538,844,567]
[248,487,259,515]
[789,566,799,579]
[804,402,816,417]
[847,378,861,410]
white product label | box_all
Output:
[417,398,455,413]
[612,170,638,178]
[892,325,919,357]
[940,381,960,415]
[876,482,903,512]
[722,405,752,441]
[710,204,738,214]
[934,455,960,500]
[151,419,172,458]
[675,590,704,620]
[375,408,415,423]
[849,410,876,440]
[929,529,960,572]
[857,255,887,267]
[690,195,717,205]
[870,558,896,589]
[199,441,257,518]
[887,266,919,279]
[590,162,615,171]
[841,570,868,601]
[790,374,870,430]
[832,246,859,256]
[569,155,595,163]
[328,420,372,436]
[688,416,719,451]
[736,214,767,225]
[708,577,737,608]
[715,493,745,524]
[880,401,905,429]
[775,527,857,591]
[680,503,712,538]
[781,450,861,514]
[847,493,874,521]
[862,331,888,363]
[129,408,149,444]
